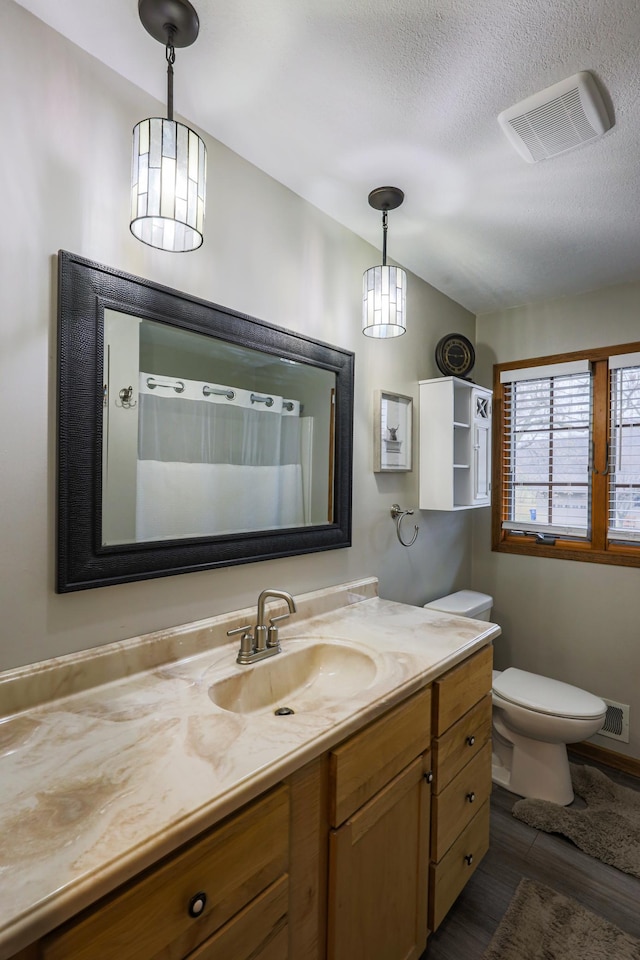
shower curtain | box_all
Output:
[135,374,305,541]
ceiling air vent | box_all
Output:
[498,71,612,163]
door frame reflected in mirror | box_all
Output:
[56,251,354,592]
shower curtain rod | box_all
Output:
[144,376,296,411]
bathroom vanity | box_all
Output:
[0,579,498,960]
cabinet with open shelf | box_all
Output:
[419,377,492,511]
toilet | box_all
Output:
[423,590,607,805]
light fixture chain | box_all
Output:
[382,209,388,266]
[165,30,176,121]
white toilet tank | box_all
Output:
[424,589,493,621]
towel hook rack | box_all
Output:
[390,504,419,547]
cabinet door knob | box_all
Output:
[466,791,476,803]
[464,854,474,866]
[188,892,208,918]
[424,771,434,784]
[466,735,475,746]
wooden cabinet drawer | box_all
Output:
[42,785,290,960]
[428,800,490,932]
[432,645,493,736]
[329,687,431,827]
[430,742,492,862]
[432,694,492,793]
[185,874,288,960]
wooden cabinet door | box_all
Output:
[327,754,431,960]
[329,687,431,827]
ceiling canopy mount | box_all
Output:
[367,186,405,212]
[137,0,200,47]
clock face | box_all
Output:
[435,334,475,378]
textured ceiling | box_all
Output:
[12,0,640,313]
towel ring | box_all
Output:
[390,504,419,547]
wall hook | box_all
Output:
[390,503,419,547]
[116,385,137,409]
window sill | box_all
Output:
[493,535,640,568]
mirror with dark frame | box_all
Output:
[57,251,354,592]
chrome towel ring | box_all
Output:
[390,504,419,547]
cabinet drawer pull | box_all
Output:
[425,770,434,784]
[188,892,208,918]
[466,735,476,747]
[466,791,476,803]
[464,854,474,866]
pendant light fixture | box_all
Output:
[362,187,406,338]
[131,0,206,252]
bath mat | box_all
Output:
[481,878,640,959]
[512,763,640,878]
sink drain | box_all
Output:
[274,706,295,716]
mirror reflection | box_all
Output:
[57,251,353,592]
[102,311,336,545]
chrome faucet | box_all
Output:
[227,588,297,664]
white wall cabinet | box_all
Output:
[419,377,492,511]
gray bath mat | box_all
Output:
[481,878,640,959]
[512,763,640,878]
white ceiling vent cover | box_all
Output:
[498,72,611,163]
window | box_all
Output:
[493,342,640,567]
[609,352,640,543]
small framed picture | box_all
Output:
[374,390,413,472]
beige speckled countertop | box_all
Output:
[0,578,500,959]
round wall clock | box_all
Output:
[434,333,475,378]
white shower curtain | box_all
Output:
[135,375,305,541]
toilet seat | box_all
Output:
[493,668,606,720]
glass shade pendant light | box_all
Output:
[362,186,406,338]
[131,0,206,252]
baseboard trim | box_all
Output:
[569,740,640,779]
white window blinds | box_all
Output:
[500,360,592,538]
[609,353,640,543]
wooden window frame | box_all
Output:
[492,340,640,568]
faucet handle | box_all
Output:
[227,624,256,663]
[266,612,291,650]
[226,623,253,637]
[269,612,292,626]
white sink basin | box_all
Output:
[208,639,379,715]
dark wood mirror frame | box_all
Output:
[57,251,354,592]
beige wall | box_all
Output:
[0,0,476,671]
[474,281,640,759]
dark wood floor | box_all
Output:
[422,758,640,959]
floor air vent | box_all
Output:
[498,71,612,163]
[597,699,630,743]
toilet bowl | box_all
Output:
[423,591,607,805]
[492,667,606,804]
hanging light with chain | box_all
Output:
[362,187,407,338]
[130,0,207,252]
